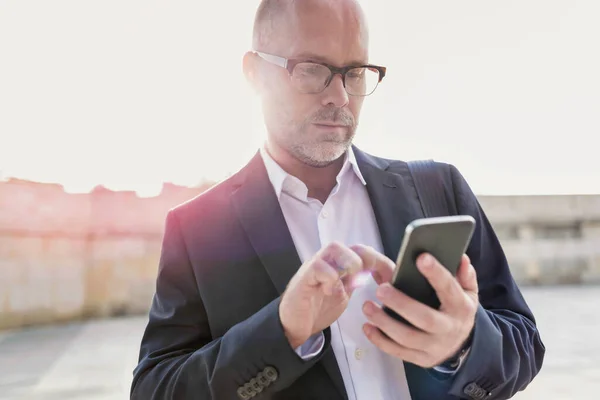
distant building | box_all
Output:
[479,195,600,285]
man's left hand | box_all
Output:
[362,252,479,368]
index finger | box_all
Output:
[349,244,395,284]
[416,253,464,311]
[318,241,363,278]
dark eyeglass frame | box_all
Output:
[254,51,387,96]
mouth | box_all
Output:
[313,122,349,129]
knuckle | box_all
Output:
[465,298,478,315]
[358,245,375,261]
[404,328,420,346]
[349,247,363,261]
[346,251,364,270]
[312,259,335,279]
[361,245,375,254]
[352,243,369,252]
[455,296,475,319]
[310,257,326,270]
[328,241,344,252]
[420,312,437,332]
[438,316,454,334]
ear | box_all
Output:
[242,51,260,93]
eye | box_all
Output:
[347,68,366,79]
[297,63,325,75]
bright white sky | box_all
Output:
[1,0,598,196]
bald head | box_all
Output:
[245,0,375,170]
[252,0,369,53]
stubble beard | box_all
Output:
[282,110,358,168]
[287,128,355,168]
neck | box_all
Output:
[266,142,345,203]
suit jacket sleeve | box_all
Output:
[130,210,328,400]
[444,164,546,399]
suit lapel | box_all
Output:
[230,152,302,294]
[353,147,422,261]
[231,152,349,399]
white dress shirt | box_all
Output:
[260,146,413,400]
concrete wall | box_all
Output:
[1,179,599,330]
[0,179,209,330]
[479,195,600,285]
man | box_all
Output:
[131,0,545,399]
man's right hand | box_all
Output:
[279,242,395,349]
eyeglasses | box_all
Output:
[254,51,386,97]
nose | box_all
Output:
[321,74,349,108]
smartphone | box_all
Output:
[383,215,476,327]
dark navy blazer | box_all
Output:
[131,147,545,400]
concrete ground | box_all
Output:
[1,286,599,400]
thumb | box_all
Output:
[457,254,478,294]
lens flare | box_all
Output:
[348,271,372,290]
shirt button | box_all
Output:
[321,211,328,218]
[354,348,364,360]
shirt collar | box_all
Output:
[259,145,367,200]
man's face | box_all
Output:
[255,1,369,167]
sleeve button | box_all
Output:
[237,387,250,400]
[263,366,278,382]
